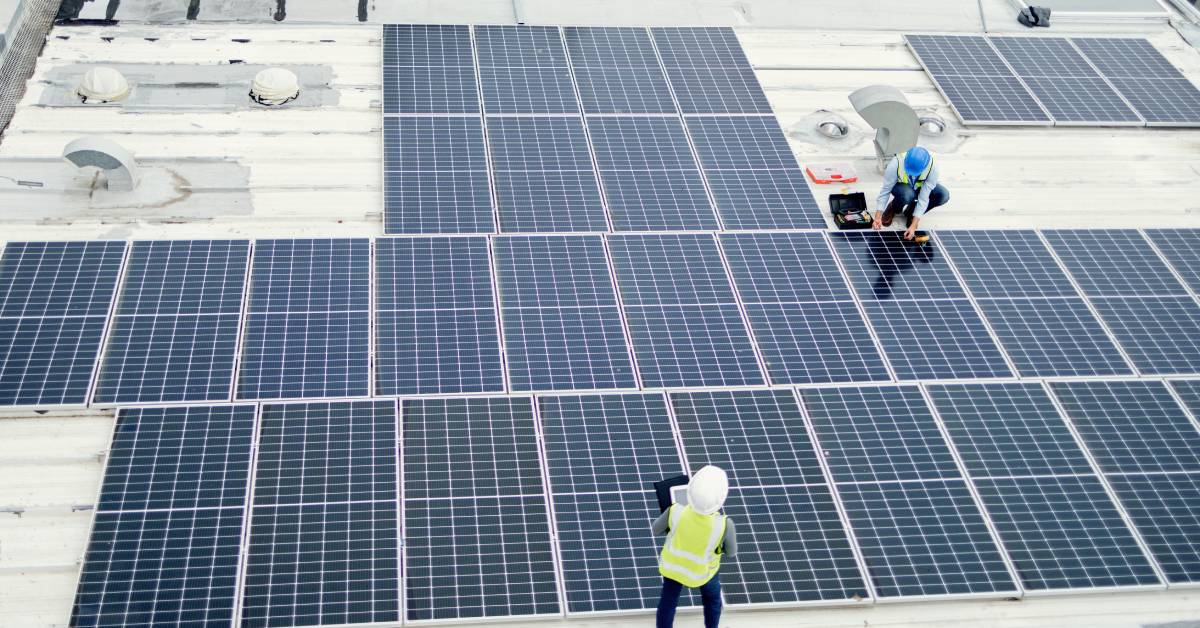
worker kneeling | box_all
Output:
[653,465,736,628]
[872,146,950,243]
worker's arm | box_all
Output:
[904,163,939,239]
[872,158,900,230]
[718,518,737,558]
[651,509,670,535]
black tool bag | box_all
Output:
[829,192,873,229]
[1018,6,1051,27]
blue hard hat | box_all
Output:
[904,147,932,178]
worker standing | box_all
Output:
[653,465,736,628]
[871,146,950,243]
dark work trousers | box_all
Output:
[889,182,950,218]
[656,573,722,628]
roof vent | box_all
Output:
[848,84,920,166]
[250,68,300,106]
[815,111,849,139]
[77,67,130,103]
[919,114,947,136]
[63,137,140,192]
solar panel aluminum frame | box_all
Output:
[80,242,132,411]
[904,33,1052,128]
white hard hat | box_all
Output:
[687,465,729,515]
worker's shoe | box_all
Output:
[880,201,899,227]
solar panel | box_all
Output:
[382,25,477,114]
[1070,38,1200,125]
[904,35,1050,125]
[1071,37,1183,79]
[1171,380,1200,417]
[1106,472,1200,584]
[95,240,248,404]
[564,27,676,114]
[404,495,559,620]
[720,232,852,304]
[99,405,255,511]
[383,24,474,66]
[800,386,958,483]
[401,397,543,500]
[722,485,869,605]
[975,297,1132,377]
[927,383,1094,478]
[1049,380,1200,474]
[989,37,1139,124]
[974,475,1158,590]
[72,508,243,628]
[836,479,1017,598]
[254,401,397,505]
[650,27,753,69]
[1088,296,1200,375]
[830,232,967,301]
[374,237,503,394]
[624,304,764,388]
[670,389,826,487]
[0,316,109,406]
[607,234,733,306]
[383,117,493,234]
[238,239,370,400]
[539,393,682,494]
[663,65,774,115]
[475,25,578,114]
[1144,229,1200,292]
[1041,230,1186,297]
[936,230,1077,298]
[746,302,890,384]
[1104,78,1200,125]
[862,299,1013,380]
[586,116,717,230]
[684,115,823,229]
[487,116,606,232]
[493,236,635,391]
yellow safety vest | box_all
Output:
[659,504,726,587]
[896,151,933,189]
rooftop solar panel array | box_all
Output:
[382,25,821,233]
[906,34,1200,127]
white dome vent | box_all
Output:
[250,68,300,106]
[77,67,131,103]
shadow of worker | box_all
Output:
[864,231,936,300]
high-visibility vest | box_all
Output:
[896,151,933,189]
[659,504,727,587]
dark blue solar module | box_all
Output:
[383,117,493,234]
[375,237,503,395]
[564,27,676,114]
[800,386,958,483]
[650,27,752,69]
[586,117,717,230]
[830,232,967,301]
[862,299,1013,380]
[904,35,1050,125]
[624,304,764,388]
[1041,230,1187,297]
[474,25,569,66]
[1145,229,1200,292]
[662,65,773,115]
[1049,380,1200,474]
[401,397,543,500]
[975,297,1133,377]
[72,508,243,628]
[836,479,1017,598]
[1172,380,1200,417]
[241,501,400,627]
[684,115,823,229]
[96,240,249,404]
[239,239,370,400]
[720,232,853,304]
[670,389,826,487]
[1071,40,1200,124]
[974,475,1159,590]
[905,34,1015,76]
[254,401,396,505]
[0,241,125,318]
[1072,37,1182,79]
[381,26,478,114]
[936,230,1079,298]
[607,234,732,306]
[927,383,1094,478]
[539,393,682,494]
[989,37,1139,124]
[493,236,635,391]
[98,405,255,511]
[486,117,607,232]
[475,25,579,114]
[1088,296,1200,375]
[1104,78,1200,125]
[383,24,474,66]
[746,302,890,384]
[1107,472,1200,584]
[404,495,560,621]
[721,485,869,604]
[0,316,108,406]
[990,37,1099,78]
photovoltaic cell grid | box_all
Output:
[651,27,772,115]
[989,37,1140,124]
[0,241,125,407]
[563,26,676,114]
[1071,37,1200,125]
[383,117,494,234]
[928,383,1160,591]
[382,24,478,114]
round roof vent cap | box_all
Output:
[250,68,300,106]
[78,67,130,103]
[815,110,849,139]
[919,114,947,136]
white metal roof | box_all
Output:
[2,0,1200,626]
